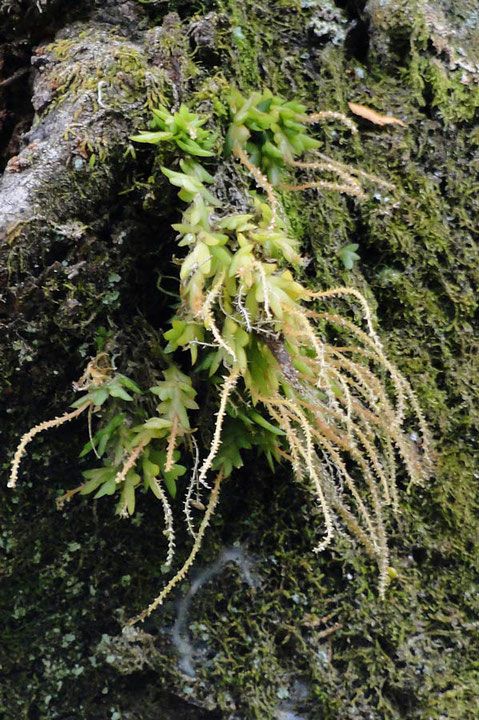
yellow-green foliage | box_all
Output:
[9,92,432,625]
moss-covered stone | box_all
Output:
[2,1,479,718]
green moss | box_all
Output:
[46,33,162,112]
[215,0,263,89]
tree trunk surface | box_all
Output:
[1,1,478,718]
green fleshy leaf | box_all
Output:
[118,376,143,394]
[338,243,360,270]
[108,385,133,402]
[130,131,174,144]
[94,477,117,498]
[89,388,109,406]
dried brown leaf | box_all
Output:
[348,102,407,127]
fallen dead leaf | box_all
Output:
[348,102,407,127]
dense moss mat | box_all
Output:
[1,0,478,718]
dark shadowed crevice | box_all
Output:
[333,0,370,61]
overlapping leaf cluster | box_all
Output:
[9,95,432,620]
[225,88,320,182]
[77,367,191,519]
[125,98,432,605]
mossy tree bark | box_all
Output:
[1,1,478,718]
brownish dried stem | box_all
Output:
[8,403,91,488]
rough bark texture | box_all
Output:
[1,1,478,718]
